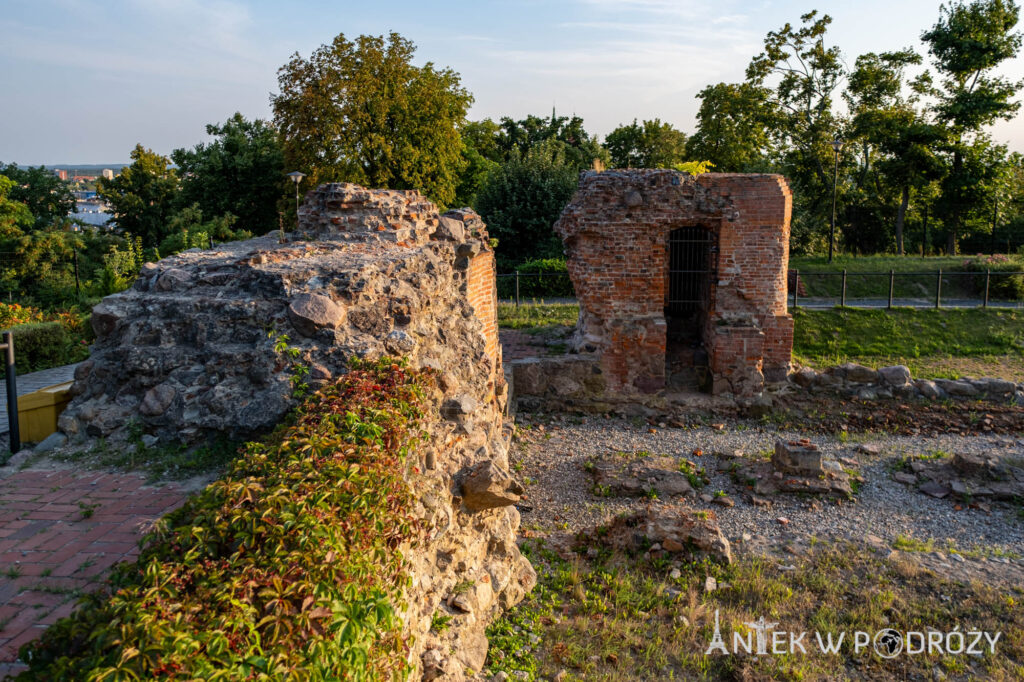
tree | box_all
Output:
[922,0,1023,253]
[496,113,609,171]
[454,119,502,207]
[746,11,846,252]
[605,119,688,168]
[0,164,76,230]
[475,141,578,270]
[272,32,472,207]
[0,176,33,240]
[171,113,285,235]
[845,50,946,254]
[687,83,775,172]
[96,145,179,247]
[747,11,844,185]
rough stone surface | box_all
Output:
[894,450,1024,504]
[462,460,525,511]
[552,170,794,398]
[771,439,823,476]
[287,292,347,337]
[60,183,530,682]
[878,365,911,386]
[605,506,732,564]
[841,363,879,384]
[588,455,696,499]
[790,363,1020,406]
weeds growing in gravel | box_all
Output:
[486,539,1024,681]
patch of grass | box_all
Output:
[892,535,937,553]
[793,307,1024,379]
[3,565,22,579]
[430,612,453,634]
[498,303,578,330]
[78,501,98,519]
[487,539,1024,681]
[789,254,1024,300]
[893,535,1022,561]
[56,431,242,482]
[892,449,951,473]
[678,459,707,489]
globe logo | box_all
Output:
[874,629,903,658]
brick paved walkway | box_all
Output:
[0,465,190,676]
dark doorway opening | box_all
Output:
[665,226,715,390]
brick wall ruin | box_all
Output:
[553,170,794,398]
[58,183,532,680]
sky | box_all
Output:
[1,0,1022,165]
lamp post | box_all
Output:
[287,171,306,232]
[828,138,842,264]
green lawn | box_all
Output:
[789,255,1024,301]
[498,304,1024,380]
[498,302,579,329]
[792,307,1024,379]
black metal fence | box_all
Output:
[1,332,19,453]
[496,269,1024,310]
[496,271,575,305]
[789,269,1024,309]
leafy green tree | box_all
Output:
[171,113,284,235]
[687,83,775,172]
[475,140,578,270]
[845,50,947,254]
[604,119,688,168]
[0,164,76,230]
[157,204,252,258]
[746,11,846,253]
[496,113,609,171]
[922,0,1023,253]
[454,119,502,207]
[946,135,1013,251]
[97,145,179,247]
[0,176,33,240]
[272,32,472,207]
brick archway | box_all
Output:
[554,169,793,396]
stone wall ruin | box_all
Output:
[552,169,794,398]
[57,183,533,680]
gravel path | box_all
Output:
[511,414,1024,584]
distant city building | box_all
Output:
[53,169,68,181]
[101,168,114,180]
[72,175,97,183]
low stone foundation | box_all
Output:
[791,363,1024,404]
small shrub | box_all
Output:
[8,322,85,374]
[498,257,574,299]
[0,302,92,373]
[962,255,1024,300]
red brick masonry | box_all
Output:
[554,170,793,396]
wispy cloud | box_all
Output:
[0,0,275,85]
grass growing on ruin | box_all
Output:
[498,302,578,330]
[793,307,1024,379]
[486,539,1024,681]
